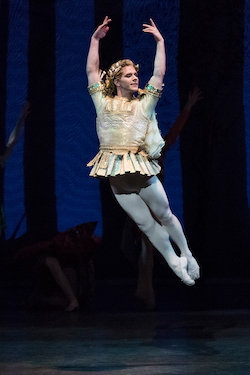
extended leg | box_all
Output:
[139,176,200,280]
[44,256,80,311]
[110,178,194,286]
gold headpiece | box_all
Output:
[108,62,122,79]
[108,62,139,80]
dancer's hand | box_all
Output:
[143,18,163,43]
[92,16,111,41]
[185,87,203,111]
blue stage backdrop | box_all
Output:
[3,0,184,239]
[244,0,250,207]
[1,0,250,278]
[4,0,29,239]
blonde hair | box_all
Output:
[104,59,140,98]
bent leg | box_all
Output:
[139,176,200,280]
[110,178,194,285]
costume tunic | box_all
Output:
[87,82,165,178]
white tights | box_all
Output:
[109,174,193,277]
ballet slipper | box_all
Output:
[64,300,80,312]
[187,256,200,280]
[179,257,195,286]
[135,289,155,311]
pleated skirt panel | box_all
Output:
[87,150,161,178]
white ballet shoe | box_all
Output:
[187,257,200,280]
[179,257,195,286]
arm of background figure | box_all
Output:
[143,19,166,90]
[163,109,190,155]
[161,87,203,156]
[1,101,30,164]
[86,16,111,86]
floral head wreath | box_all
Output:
[102,61,139,95]
[108,62,122,79]
[108,62,139,80]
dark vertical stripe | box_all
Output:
[178,0,250,277]
[0,0,9,243]
[93,0,133,278]
[94,0,124,71]
[24,0,57,241]
[0,0,9,154]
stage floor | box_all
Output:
[0,281,250,375]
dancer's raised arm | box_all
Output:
[86,16,111,86]
[143,18,166,90]
[0,101,30,167]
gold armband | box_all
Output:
[145,83,163,98]
[87,81,105,95]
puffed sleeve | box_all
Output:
[140,84,165,159]
[140,83,163,120]
[144,113,165,159]
[87,81,106,117]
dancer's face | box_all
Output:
[115,65,139,96]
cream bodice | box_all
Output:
[96,96,150,149]
[87,82,165,178]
